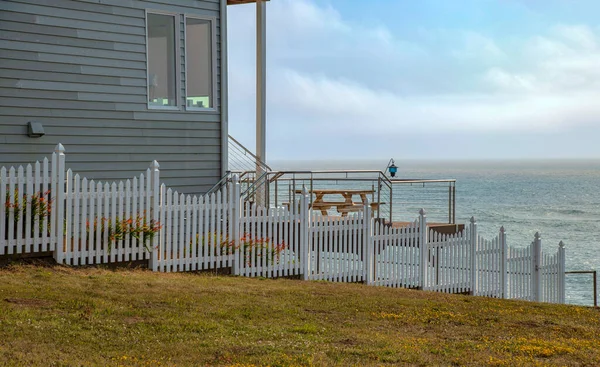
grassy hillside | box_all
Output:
[0,265,598,366]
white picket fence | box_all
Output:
[0,145,566,304]
[154,182,235,273]
[236,202,304,278]
[60,165,158,266]
[0,154,57,256]
[372,219,421,288]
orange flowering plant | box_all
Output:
[191,232,287,266]
[4,189,53,238]
[86,213,162,253]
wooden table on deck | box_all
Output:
[294,189,379,216]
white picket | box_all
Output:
[41,159,49,252]
[95,182,102,264]
[0,167,6,256]
[73,174,81,265]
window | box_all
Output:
[185,17,214,110]
[147,13,177,108]
[145,12,217,111]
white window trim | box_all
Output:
[183,14,218,113]
[145,9,182,111]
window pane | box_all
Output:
[147,14,177,107]
[186,18,213,109]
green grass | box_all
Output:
[0,265,599,366]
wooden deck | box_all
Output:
[391,221,465,235]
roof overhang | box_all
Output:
[227,0,269,5]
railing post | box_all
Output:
[452,185,456,224]
[54,144,66,264]
[231,175,241,275]
[149,161,160,271]
[558,241,566,304]
[364,199,374,285]
[376,176,381,220]
[419,209,428,290]
[300,187,310,281]
[500,226,507,299]
[448,185,452,224]
[532,232,542,302]
[470,217,478,295]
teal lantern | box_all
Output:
[387,159,398,178]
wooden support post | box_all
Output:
[255,0,267,207]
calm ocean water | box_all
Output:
[271,159,600,306]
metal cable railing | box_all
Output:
[228,135,271,205]
[265,170,394,222]
[228,135,271,173]
[214,136,456,224]
[390,179,456,224]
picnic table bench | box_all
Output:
[293,189,383,217]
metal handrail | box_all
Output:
[241,171,269,198]
[214,160,456,224]
[228,134,272,172]
[205,171,232,196]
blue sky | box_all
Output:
[227,0,600,161]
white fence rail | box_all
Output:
[0,145,566,304]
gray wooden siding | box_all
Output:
[0,0,223,194]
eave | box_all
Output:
[227,0,269,5]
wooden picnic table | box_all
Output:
[294,189,379,216]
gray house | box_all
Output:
[0,0,266,194]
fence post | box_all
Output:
[232,175,241,275]
[149,161,160,271]
[558,241,566,304]
[500,226,507,299]
[469,217,478,295]
[54,144,66,264]
[231,175,241,275]
[299,187,310,280]
[419,209,428,290]
[532,232,542,302]
[364,199,374,285]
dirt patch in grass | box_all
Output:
[4,298,53,308]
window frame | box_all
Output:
[145,9,181,111]
[183,14,218,112]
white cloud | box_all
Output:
[554,25,597,50]
[452,32,506,61]
[227,0,600,158]
[275,69,599,134]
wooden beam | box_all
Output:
[227,0,269,5]
[256,0,266,172]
